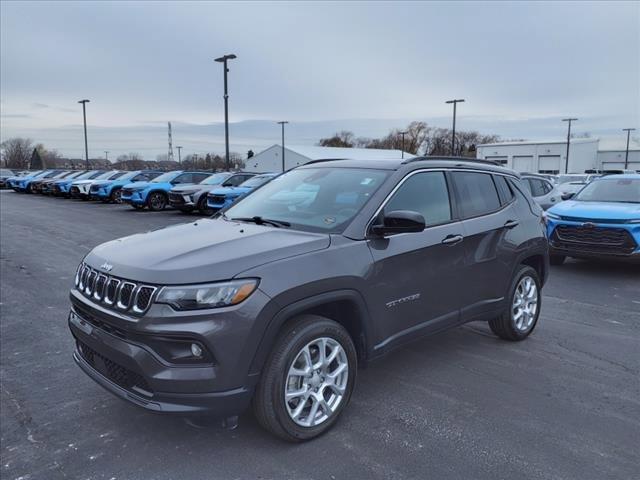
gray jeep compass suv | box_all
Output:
[68,157,549,441]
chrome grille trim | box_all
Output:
[73,263,157,315]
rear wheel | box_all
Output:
[489,265,541,341]
[147,192,167,211]
[253,315,357,442]
[550,254,566,266]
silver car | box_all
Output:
[520,174,563,209]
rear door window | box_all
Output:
[527,178,547,197]
[192,173,210,183]
[384,171,452,226]
[451,171,501,218]
[173,173,193,184]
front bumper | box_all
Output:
[547,219,640,262]
[68,285,272,416]
[122,190,146,206]
[168,192,196,210]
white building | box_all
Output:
[245,144,414,173]
[476,137,640,173]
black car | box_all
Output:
[69,157,549,441]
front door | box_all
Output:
[366,171,465,350]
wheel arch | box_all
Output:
[249,289,372,375]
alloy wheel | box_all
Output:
[284,337,349,428]
[512,276,538,332]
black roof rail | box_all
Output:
[303,158,349,165]
[401,155,502,166]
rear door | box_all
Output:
[366,170,465,349]
[450,171,521,320]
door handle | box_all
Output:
[503,220,519,229]
[441,234,463,245]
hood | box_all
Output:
[91,180,114,187]
[123,181,152,190]
[171,184,216,194]
[549,200,640,221]
[210,186,250,197]
[72,179,96,185]
[84,218,331,284]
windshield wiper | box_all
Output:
[230,216,291,228]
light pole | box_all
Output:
[214,53,237,171]
[277,121,289,172]
[104,151,109,162]
[445,99,464,156]
[623,128,636,169]
[176,146,182,164]
[78,99,90,169]
[562,118,578,173]
[399,131,408,159]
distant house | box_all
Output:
[245,144,415,173]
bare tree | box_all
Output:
[1,137,33,169]
[318,131,355,148]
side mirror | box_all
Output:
[222,182,234,187]
[561,192,575,200]
[371,210,425,236]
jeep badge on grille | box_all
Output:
[100,262,113,272]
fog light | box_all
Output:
[191,343,203,357]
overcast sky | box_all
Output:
[1,1,638,158]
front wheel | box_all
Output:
[253,315,357,442]
[147,192,167,211]
[489,265,541,341]
[110,188,123,204]
[197,196,212,215]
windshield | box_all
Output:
[107,171,125,180]
[151,171,179,183]
[224,167,389,233]
[1,169,15,176]
[239,175,276,188]
[117,171,139,181]
[94,171,119,180]
[200,173,230,185]
[574,178,640,203]
[64,171,84,179]
[558,175,587,184]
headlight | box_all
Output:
[628,219,640,224]
[155,279,258,310]
[545,212,561,220]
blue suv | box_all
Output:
[14,170,62,193]
[121,170,211,210]
[546,174,640,264]
[90,170,163,203]
[52,170,105,197]
[206,173,277,211]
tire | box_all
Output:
[110,188,123,204]
[26,184,34,193]
[197,196,212,215]
[131,203,145,210]
[147,192,167,211]
[550,254,565,266]
[253,315,357,442]
[489,265,541,341]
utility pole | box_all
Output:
[562,118,578,173]
[623,128,636,169]
[104,151,109,162]
[445,99,464,156]
[78,99,90,169]
[214,53,237,171]
[176,146,182,164]
[277,121,289,172]
[399,131,408,159]
[167,122,174,163]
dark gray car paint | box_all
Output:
[69,158,549,416]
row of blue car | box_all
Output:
[5,168,278,214]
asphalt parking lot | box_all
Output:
[1,190,639,480]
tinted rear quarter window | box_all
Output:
[451,171,501,218]
[494,175,514,205]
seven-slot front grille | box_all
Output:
[208,194,226,204]
[552,225,637,255]
[75,263,157,314]
[90,184,100,193]
[121,188,134,197]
